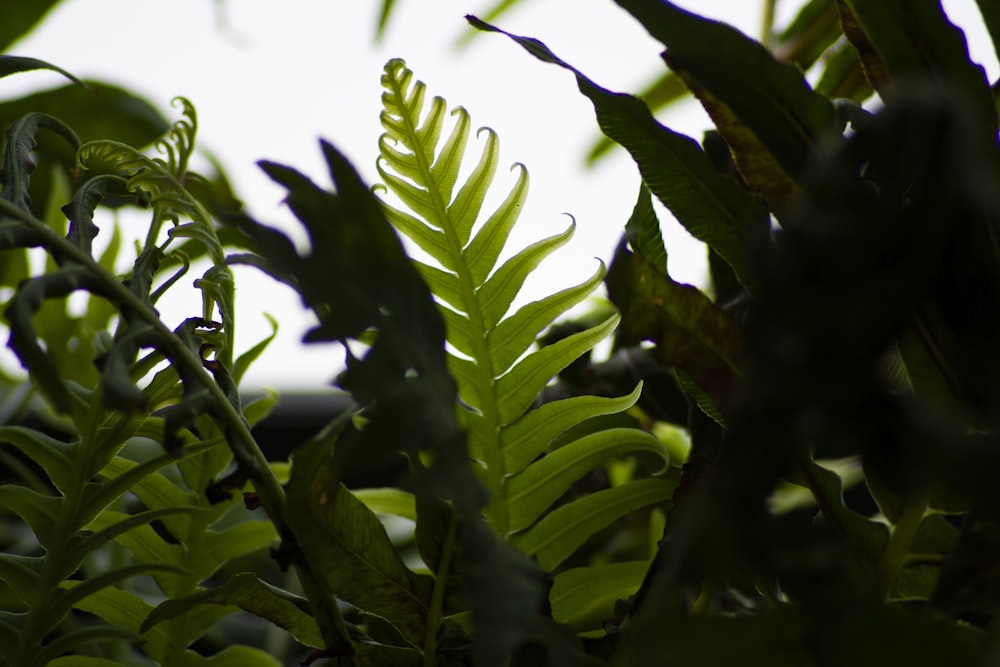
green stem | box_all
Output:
[878,495,929,599]
[1,198,283,525]
[423,513,459,667]
[761,0,777,50]
[0,197,353,655]
[12,386,104,666]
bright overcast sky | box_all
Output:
[6,0,995,390]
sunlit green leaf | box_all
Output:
[506,428,668,532]
[354,487,418,521]
[550,561,649,630]
[511,477,676,570]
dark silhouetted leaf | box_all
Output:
[142,572,324,649]
[838,0,996,136]
[0,2,63,52]
[607,241,745,418]
[285,435,433,646]
[615,0,838,214]
[469,15,769,296]
[0,56,85,88]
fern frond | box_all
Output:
[376,59,671,563]
[76,97,223,266]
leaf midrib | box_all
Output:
[386,74,510,533]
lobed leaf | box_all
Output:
[0,112,80,217]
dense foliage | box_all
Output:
[3,0,1000,665]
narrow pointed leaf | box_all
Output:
[476,222,575,330]
[83,441,217,522]
[625,184,667,273]
[34,627,137,667]
[461,159,526,285]
[354,487,418,521]
[0,554,41,606]
[502,385,644,472]
[0,56,86,89]
[506,427,668,532]
[511,477,677,570]
[0,485,59,547]
[48,563,183,628]
[67,507,202,572]
[496,313,619,424]
[446,123,497,248]
[142,572,324,649]
[0,426,75,494]
[489,262,605,375]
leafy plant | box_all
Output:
[0,64,290,663]
[6,0,1000,665]
[374,57,675,573]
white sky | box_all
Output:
[5,1,996,390]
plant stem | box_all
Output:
[760,0,777,50]
[0,197,353,654]
[878,494,928,599]
[423,512,459,667]
[1,198,285,526]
